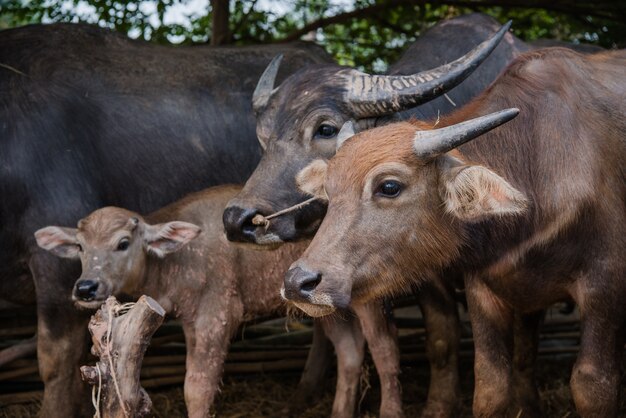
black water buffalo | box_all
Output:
[0,23,333,417]
[222,13,528,417]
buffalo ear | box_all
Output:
[441,161,527,221]
[144,221,202,258]
[35,226,80,259]
[296,159,328,201]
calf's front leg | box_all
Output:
[322,315,366,418]
[465,276,514,418]
[353,301,404,418]
[182,308,241,418]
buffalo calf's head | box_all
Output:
[283,110,527,316]
[35,207,201,309]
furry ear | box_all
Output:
[296,159,328,201]
[35,226,80,258]
[441,163,528,221]
[144,221,202,257]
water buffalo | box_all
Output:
[286,48,626,417]
[34,184,373,417]
[223,13,526,416]
[0,23,337,417]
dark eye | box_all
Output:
[116,239,130,251]
[376,180,402,198]
[314,124,337,139]
[77,244,83,252]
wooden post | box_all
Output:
[80,296,165,418]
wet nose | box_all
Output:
[222,205,260,243]
[75,280,99,300]
[283,266,322,302]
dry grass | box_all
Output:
[1,355,625,417]
[111,356,625,417]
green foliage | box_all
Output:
[1,0,624,72]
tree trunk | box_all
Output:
[211,0,231,45]
[80,296,165,418]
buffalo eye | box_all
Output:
[314,124,337,139]
[375,180,402,198]
[77,244,83,252]
[116,239,130,251]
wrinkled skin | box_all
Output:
[36,185,376,418]
[286,49,626,417]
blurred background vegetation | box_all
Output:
[2,0,625,72]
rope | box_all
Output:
[251,197,318,230]
[91,365,102,418]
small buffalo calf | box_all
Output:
[35,184,364,418]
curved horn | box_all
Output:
[413,108,519,160]
[253,54,283,113]
[336,121,356,150]
[345,21,512,118]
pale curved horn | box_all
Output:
[252,54,283,113]
[413,108,519,160]
[345,21,512,118]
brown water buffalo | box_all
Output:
[35,184,373,418]
[285,48,626,417]
[223,16,519,416]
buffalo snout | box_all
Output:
[74,279,99,301]
[222,205,260,243]
[283,266,322,302]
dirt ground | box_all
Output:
[1,306,625,417]
[2,354,625,417]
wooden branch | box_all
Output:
[80,296,165,418]
[0,365,39,381]
[0,335,36,368]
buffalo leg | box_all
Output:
[416,279,461,417]
[286,320,333,415]
[570,284,623,418]
[322,315,365,418]
[465,276,514,417]
[511,311,544,417]
[29,252,92,418]
[353,301,404,418]
[182,307,240,418]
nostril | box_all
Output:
[76,280,99,300]
[241,215,258,234]
[223,206,261,242]
[300,273,322,293]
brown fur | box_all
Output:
[36,185,375,418]
[289,48,626,417]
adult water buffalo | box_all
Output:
[0,23,334,417]
[223,13,527,416]
[287,48,626,417]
